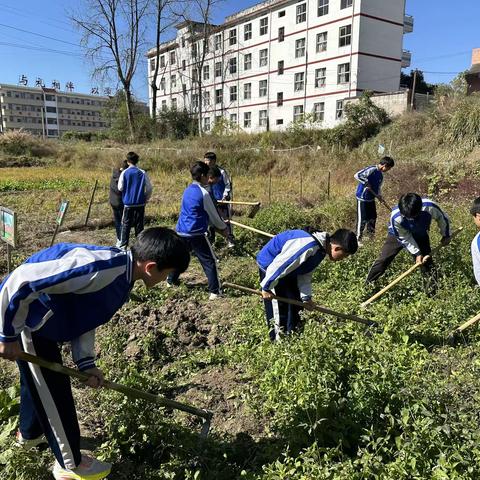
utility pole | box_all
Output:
[410,69,418,111]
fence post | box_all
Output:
[300,173,303,201]
[327,171,331,199]
[84,179,98,227]
[268,172,272,204]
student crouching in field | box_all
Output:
[168,161,229,300]
[257,228,358,341]
[366,193,451,292]
[0,227,190,480]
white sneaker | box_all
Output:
[115,239,122,248]
[227,241,235,249]
[52,455,112,480]
[15,431,47,450]
[357,241,364,247]
[209,292,224,300]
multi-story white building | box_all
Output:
[0,84,110,138]
[147,0,413,132]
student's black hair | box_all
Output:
[379,156,395,168]
[126,151,139,165]
[204,151,217,162]
[470,197,480,216]
[399,193,422,218]
[131,227,190,274]
[190,161,209,181]
[208,165,222,178]
[330,229,358,254]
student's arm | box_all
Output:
[202,189,227,231]
[297,272,313,301]
[71,329,96,371]
[221,169,232,200]
[261,240,316,292]
[0,250,125,345]
[472,236,480,285]
[354,166,376,186]
[144,172,153,202]
[426,202,450,238]
[118,169,126,191]
[392,220,421,256]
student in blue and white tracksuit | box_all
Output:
[354,156,395,240]
[118,151,153,248]
[257,228,358,341]
[203,151,235,247]
[168,161,229,299]
[0,228,189,480]
[469,197,480,285]
[366,193,451,284]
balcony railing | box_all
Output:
[404,14,414,33]
[401,50,412,68]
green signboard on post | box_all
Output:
[0,207,17,248]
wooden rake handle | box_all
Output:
[18,352,212,421]
[218,200,260,206]
[224,282,377,328]
[367,188,392,212]
[227,220,274,238]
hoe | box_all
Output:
[18,352,213,438]
[217,200,261,218]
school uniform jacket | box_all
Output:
[471,232,480,285]
[118,165,153,207]
[257,230,327,301]
[211,166,232,201]
[176,181,227,237]
[354,165,383,202]
[388,198,450,255]
[0,244,133,371]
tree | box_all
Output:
[71,0,149,140]
[400,70,435,94]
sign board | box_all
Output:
[0,207,17,248]
[378,144,385,155]
[56,200,69,226]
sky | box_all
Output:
[0,0,479,102]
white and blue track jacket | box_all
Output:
[354,165,383,202]
[118,165,153,207]
[471,232,480,285]
[388,198,450,255]
[257,230,327,301]
[211,166,232,201]
[176,181,227,237]
[0,243,133,371]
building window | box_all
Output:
[244,23,252,41]
[293,105,304,122]
[313,102,325,121]
[203,65,210,81]
[149,59,155,71]
[203,91,210,106]
[296,3,306,23]
[204,117,210,131]
[215,61,222,77]
[192,68,199,82]
[46,106,57,113]
[278,60,284,75]
[341,0,353,8]
[316,32,327,52]
[278,10,285,17]
[260,17,268,35]
[215,89,223,104]
[160,55,165,68]
[182,60,186,71]
[230,85,238,102]
[278,27,285,42]
[259,79,268,97]
[294,72,305,91]
[277,92,283,106]
[192,94,199,110]
[229,28,237,46]
[244,53,252,70]
[191,43,198,58]
[171,74,177,88]
[336,100,344,119]
[295,38,306,58]
[230,113,237,125]
[170,51,176,64]
[172,98,177,109]
[337,62,350,84]
[181,37,185,48]
[318,0,329,16]
[259,110,268,127]
[160,78,166,90]
[259,49,268,67]
[244,83,252,100]
[244,111,251,128]
[229,57,237,74]
[276,119,284,125]
[215,34,222,50]
[315,68,326,87]
[339,25,352,47]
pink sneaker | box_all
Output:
[52,455,112,480]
